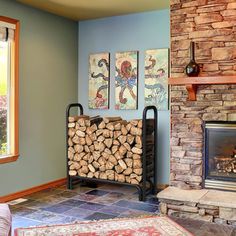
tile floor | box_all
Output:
[9,183,236,236]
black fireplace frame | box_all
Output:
[203,120,236,190]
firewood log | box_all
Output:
[106,161,114,170]
[118,159,127,170]
[86,125,97,135]
[68,128,76,137]
[114,151,122,160]
[118,135,126,144]
[138,120,142,128]
[88,164,96,173]
[104,139,113,148]
[93,151,101,161]
[136,175,142,182]
[73,162,81,170]
[130,127,142,136]
[110,131,114,138]
[124,158,133,168]
[68,146,75,153]
[126,123,132,132]
[68,122,75,128]
[96,130,103,136]
[133,159,142,168]
[94,172,99,178]
[123,143,131,151]
[117,174,125,182]
[127,134,135,145]
[121,125,128,135]
[133,168,142,175]
[103,129,110,138]
[68,150,74,160]
[92,161,100,169]
[133,154,141,160]
[100,172,108,179]
[115,165,123,174]
[77,126,86,132]
[72,135,79,144]
[89,145,95,152]
[114,123,121,131]
[89,133,97,142]
[104,148,112,155]
[106,170,115,180]
[112,145,119,154]
[135,136,142,145]
[78,118,86,127]
[130,120,139,127]
[99,165,106,172]
[87,172,94,178]
[126,151,133,158]
[84,145,90,153]
[74,144,83,153]
[119,145,127,156]
[131,147,142,154]
[114,131,122,139]
[80,160,87,166]
[78,170,86,177]
[98,157,106,166]
[78,137,86,145]
[126,176,131,183]
[98,121,106,129]
[102,152,110,160]
[69,170,77,176]
[123,167,133,175]
[83,153,90,161]
[113,140,120,146]
[97,135,105,142]
[85,135,92,146]
[108,155,118,165]
[104,117,122,124]
[85,119,91,127]
[80,165,89,174]
[106,123,114,131]
[130,179,139,185]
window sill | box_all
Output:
[0,154,19,164]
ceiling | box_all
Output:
[16,0,169,21]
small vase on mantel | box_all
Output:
[185,41,200,77]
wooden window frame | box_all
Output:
[0,16,19,164]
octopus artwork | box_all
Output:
[89,53,110,109]
[115,51,138,110]
[144,49,169,110]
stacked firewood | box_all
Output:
[214,156,236,173]
[67,116,146,184]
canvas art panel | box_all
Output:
[89,52,110,109]
[115,51,138,110]
[144,48,169,110]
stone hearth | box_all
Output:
[157,187,236,225]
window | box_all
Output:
[0,16,19,164]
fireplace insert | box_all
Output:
[204,121,236,191]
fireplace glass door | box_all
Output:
[204,121,236,191]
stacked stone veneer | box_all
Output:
[170,0,236,189]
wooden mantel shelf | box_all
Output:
[168,76,236,101]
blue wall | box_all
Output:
[0,0,78,196]
[78,10,170,184]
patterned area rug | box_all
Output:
[14,216,193,236]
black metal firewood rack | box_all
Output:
[66,103,158,201]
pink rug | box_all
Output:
[14,216,193,236]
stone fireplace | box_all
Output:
[157,0,236,225]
